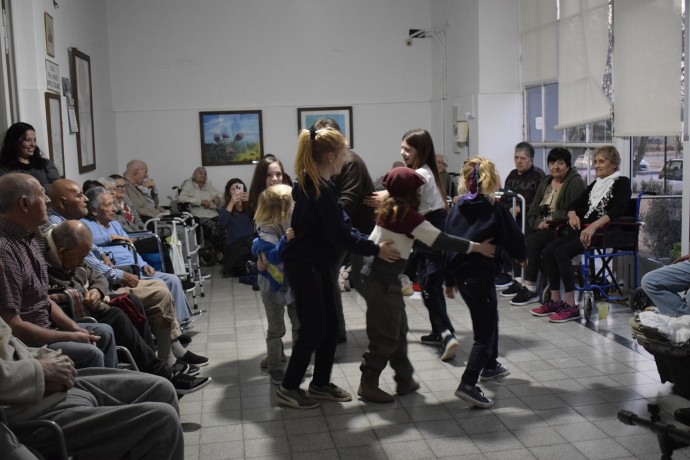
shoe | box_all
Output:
[171,372,212,395]
[455,384,494,408]
[674,408,690,426]
[179,350,209,367]
[440,335,460,361]
[420,331,442,346]
[548,304,581,323]
[276,385,319,409]
[479,363,510,381]
[500,281,521,298]
[199,271,211,280]
[178,334,192,347]
[531,299,564,317]
[337,335,347,344]
[181,279,196,291]
[172,361,200,377]
[494,273,513,289]
[396,379,421,396]
[252,283,260,291]
[510,286,540,306]
[308,382,352,401]
[269,369,285,385]
[260,353,287,370]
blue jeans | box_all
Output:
[47,323,118,369]
[641,260,690,317]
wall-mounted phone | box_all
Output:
[455,121,468,143]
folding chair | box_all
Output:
[1,406,71,460]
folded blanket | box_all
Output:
[638,311,690,345]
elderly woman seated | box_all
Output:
[531,146,631,323]
[178,166,222,219]
[505,148,586,306]
[80,186,193,325]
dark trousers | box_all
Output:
[282,261,339,389]
[222,236,254,275]
[419,209,453,334]
[523,228,556,283]
[543,229,584,293]
[360,276,414,382]
[92,307,170,378]
[456,278,499,387]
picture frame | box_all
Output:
[44,92,65,178]
[198,110,264,166]
[44,12,55,58]
[297,106,353,148]
[70,48,96,173]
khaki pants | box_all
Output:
[115,279,181,340]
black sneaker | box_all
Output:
[440,335,460,361]
[179,350,209,367]
[420,331,442,345]
[170,372,212,395]
[500,281,521,298]
[494,273,513,289]
[276,385,319,409]
[455,384,494,408]
[510,286,540,306]
[173,360,200,376]
[479,363,510,381]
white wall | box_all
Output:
[11,0,117,182]
[106,0,435,201]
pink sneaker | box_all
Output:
[548,304,581,323]
[531,300,563,317]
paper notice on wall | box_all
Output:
[45,59,60,94]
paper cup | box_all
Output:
[598,302,609,320]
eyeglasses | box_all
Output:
[116,185,126,189]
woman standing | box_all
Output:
[0,122,60,186]
[507,148,586,306]
[277,127,399,410]
[532,146,631,322]
[248,155,291,217]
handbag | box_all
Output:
[108,293,147,329]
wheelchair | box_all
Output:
[547,191,647,320]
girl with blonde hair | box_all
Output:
[444,157,526,408]
[276,126,400,409]
[252,184,300,385]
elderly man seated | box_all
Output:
[0,313,183,459]
[178,166,221,219]
[0,173,117,369]
[641,253,690,317]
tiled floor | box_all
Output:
[180,268,690,459]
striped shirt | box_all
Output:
[0,216,53,329]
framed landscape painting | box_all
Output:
[297,106,353,148]
[199,110,263,166]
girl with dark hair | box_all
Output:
[219,178,255,277]
[0,122,60,186]
[248,155,291,217]
[276,127,399,410]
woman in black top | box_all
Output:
[532,146,631,323]
[276,126,399,410]
[0,122,60,186]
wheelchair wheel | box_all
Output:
[630,287,653,312]
[582,291,594,321]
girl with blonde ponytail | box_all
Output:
[276,125,400,410]
[445,156,526,409]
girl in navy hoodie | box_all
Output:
[444,157,526,408]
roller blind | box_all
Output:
[555,0,611,130]
[521,0,558,85]
[613,0,682,137]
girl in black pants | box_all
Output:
[276,126,400,410]
[445,157,526,408]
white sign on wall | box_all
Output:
[45,59,60,94]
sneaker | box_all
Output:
[269,369,285,385]
[494,273,513,289]
[170,372,212,395]
[479,363,510,381]
[420,331,442,346]
[455,384,495,408]
[440,335,460,361]
[260,353,287,370]
[548,304,581,323]
[308,382,352,401]
[531,300,564,317]
[179,350,209,367]
[500,281,521,298]
[178,334,192,347]
[276,385,319,409]
[510,286,540,306]
[396,380,421,396]
[181,279,196,291]
[172,361,200,377]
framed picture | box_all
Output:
[44,92,65,178]
[70,48,96,173]
[198,110,263,166]
[44,12,55,58]
[297,106,353,148]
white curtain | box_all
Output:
[521,0,558,85]
[613,0,682,137]
[555,0,611,130]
